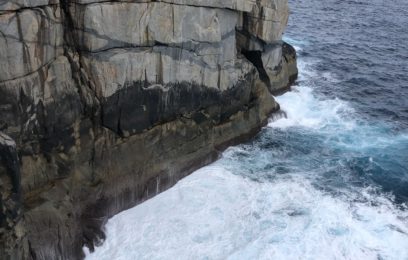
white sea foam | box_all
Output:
[269,56,351,129]
[84,166,408,260]
[269,86,355,130]
[269,80,408,150]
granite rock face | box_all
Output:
[0,0,297,258]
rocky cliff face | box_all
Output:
[0,0,297,258]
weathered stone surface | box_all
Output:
[0,0,297,259]
[283,41,299,84]
[0,55,82,142]
[70,0,256,12]
[0,0,58,12]
[244,0,289,43]
[71,2,239,53]
[0,6,64,82]
[264,41,298,94]
[80,47,251,97]
[262,43,290,93]
[69,0,289,51]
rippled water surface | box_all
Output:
[85,0,408,259]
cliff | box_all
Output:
[0,0,297,258]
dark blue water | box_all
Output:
[286,0,408,128]
[282,0,408,204]
[87,0,408,259]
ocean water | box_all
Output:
[85,0,408,259]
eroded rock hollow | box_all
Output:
[0,0,297,258]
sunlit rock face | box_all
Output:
[0,0,297,258]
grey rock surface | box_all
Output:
[0,0,297,259]
[0,6,64,81]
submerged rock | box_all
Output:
[0,0,297,258]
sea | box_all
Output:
[85,0,408,259]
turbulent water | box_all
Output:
[85,0,408,259]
